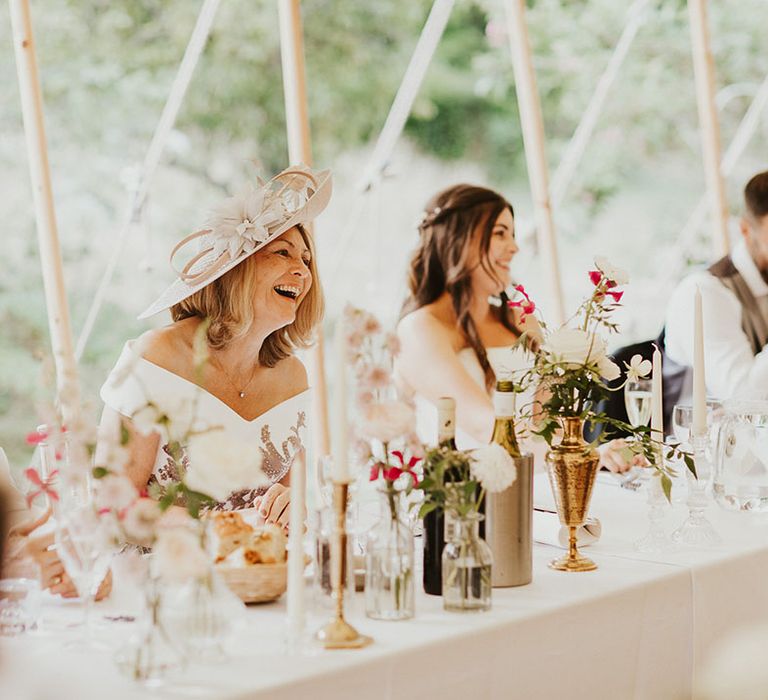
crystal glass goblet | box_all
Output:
[56,505,115,649]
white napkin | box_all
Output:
[532,507,602,549]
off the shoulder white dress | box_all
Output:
[413,345,535,449]
[100,340,307,510]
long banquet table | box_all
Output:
[3,474,768,700]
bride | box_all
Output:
[395,183,636,472]
[100,165,331,525]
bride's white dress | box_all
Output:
[413,345,535,449]
[100,340,307,510]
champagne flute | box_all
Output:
[624,379,653,428]
[620,378,653,488]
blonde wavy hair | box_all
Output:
[170,225,323,367]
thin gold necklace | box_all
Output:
[211,356,259,399]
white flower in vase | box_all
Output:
[185,431,269,502]
[625,354,652,382]
[543,328,607,368]
[94,474,138,512]
[122,499,163,546]
[470,444,517,493]
[154,527,210,585]
[132,396,201,444]
[131,403,164,437]
[594,256,629,285]
[597,355,622,381]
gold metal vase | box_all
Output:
[546,417,600,572]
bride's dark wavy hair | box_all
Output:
[401,184,520,390]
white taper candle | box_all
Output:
[692,287,707,437]
[286,449,306,642]
[651,348,663,465]
[332,316,350,482]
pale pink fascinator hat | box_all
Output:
[138,164,332,319]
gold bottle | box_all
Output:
[487,380,533,587]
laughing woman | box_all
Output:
[100,165,330,523]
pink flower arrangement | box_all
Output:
[508,284,536,321]
[369,450,422,486]
[24,467,59,508]
[342,304,426,505]
[589,257,628,303]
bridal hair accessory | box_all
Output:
[417,205,443,230]
[138,165,332,319]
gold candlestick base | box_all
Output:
[315,480,373,650]
[316,617,373,650]
[548,526,597,572]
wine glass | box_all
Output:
[672,400,723,452]
[56,505,115,649]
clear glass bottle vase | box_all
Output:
[160,522,244,660]
[441,511,492,612]
[114,575,184,686]
[364,486,415,621]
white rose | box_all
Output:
[132,396,203,443]
[597,355,621,381]
[154,527,209,584]
[358,400,416,444]
[594,256,629,285]
[470,444,517,493]
[155,396,201,443]
[131,403,163,436]
[94,474,138,512]
[185,431,270,502]
[543,328,607,368]
[122,499,163,546]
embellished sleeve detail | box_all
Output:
[213,406,307,512]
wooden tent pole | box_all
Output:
[506,0,565,324]
[277,0,331,458]
[9,0,80,425]
[688,0,730,257]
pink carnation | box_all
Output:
[384,333,401,356]
[360,364,391,391]
[356,389,375,407]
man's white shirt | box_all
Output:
[665,240,768,400]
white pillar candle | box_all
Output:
[331,316,350,482]
[651,348,664,465]
[692,287,707,437]
[286,449,306,642]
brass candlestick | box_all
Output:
[315,481,372,649]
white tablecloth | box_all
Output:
[3,475,768,700]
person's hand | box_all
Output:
[4,507,52,578]
[25,529,112,600]
[598,439,648,474]
[253,484,292,532]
